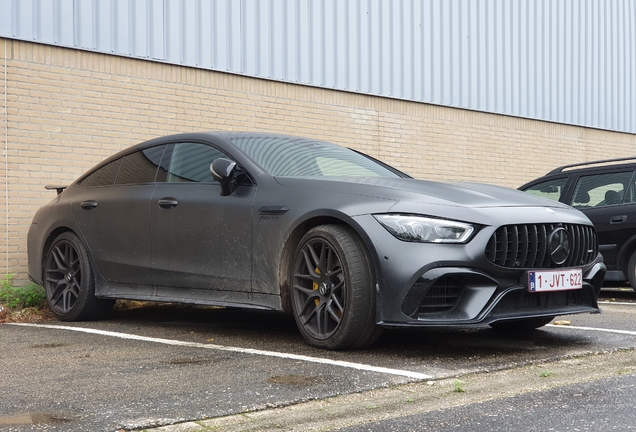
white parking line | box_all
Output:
[546,324,636,337]
[9,323,432,380]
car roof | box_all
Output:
[144,131,314,144]
[106,131,319,159]
[546,156,636,176]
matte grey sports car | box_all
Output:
[28,132,606,349]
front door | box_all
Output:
[568,171,636,270]
[149,142,255,292]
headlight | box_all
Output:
[374,214,475,243]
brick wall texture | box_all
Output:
[2,38,636,284]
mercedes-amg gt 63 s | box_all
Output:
[28,132,606,349]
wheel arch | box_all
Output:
[278,214,381,313]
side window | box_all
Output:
[79,159,122,188]
[523,178,568,202]
[115,146,167,185]
[569,172,635,208]
[166,142,227,183]
[624,175,636,205]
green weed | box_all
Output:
[452,379,465,393]
[0,274,46,310]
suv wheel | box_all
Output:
[628,252,636,291]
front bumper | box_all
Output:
[378,262,605,328]
[352,214,606,328]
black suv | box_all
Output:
[520,157,636,290]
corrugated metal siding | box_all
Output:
[1,0,634,134]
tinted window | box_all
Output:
[228,135,404,178]
[79,159,122,187]
[625,176,636,204]
[155,144,174,182]
[166,143,226,183]
[523,178,568,202]
[569,171,635,208]
[115,146,166,185]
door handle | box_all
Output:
[157,198,178,209]
[610,215,627,224]
[80,201,98,210]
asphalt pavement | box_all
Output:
[341,373,636,432]
[0,289,635,431]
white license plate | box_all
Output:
[528,269,583,292]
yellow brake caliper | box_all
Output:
[313,267,321,306]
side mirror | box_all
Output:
[210,158,237,196]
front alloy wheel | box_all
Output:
[291,225,380,350]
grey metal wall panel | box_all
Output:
[0,0,11,37]
[1,0,635,134]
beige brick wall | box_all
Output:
[2,38,636,284]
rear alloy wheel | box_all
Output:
[291,225,381,350]
[628,251,636,291]
[43,232,114,321]
[490,316,555,332]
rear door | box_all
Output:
[72,145,167,284]
[567,170,636,270]
[149,142,256,292]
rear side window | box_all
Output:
[569,171,635,208]
[523,178,568,202]
[79,159,122,187]
[115,146,166,185]
[79,146,167,188]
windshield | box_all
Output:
[228,135,406,178]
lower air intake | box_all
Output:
[418,276,464,314]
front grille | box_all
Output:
[485,223,598,269]
[418,276,464,313]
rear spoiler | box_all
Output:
[44,185,68,195]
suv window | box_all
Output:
[165,143,226,183]
[569,171,635,208]
[624,176,636,204]
[523,178,567,202]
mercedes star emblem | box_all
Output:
[548,227,570,265]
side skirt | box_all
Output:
[94,280,283,311]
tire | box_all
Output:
[43,232,114,321]
[490,316,555,332]
[291,225,381,350]
[628,251,636,291]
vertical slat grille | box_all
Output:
[418,277,464,314]
[485,224,598,269]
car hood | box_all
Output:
[274,176,571,210]
[273,176,591,227]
